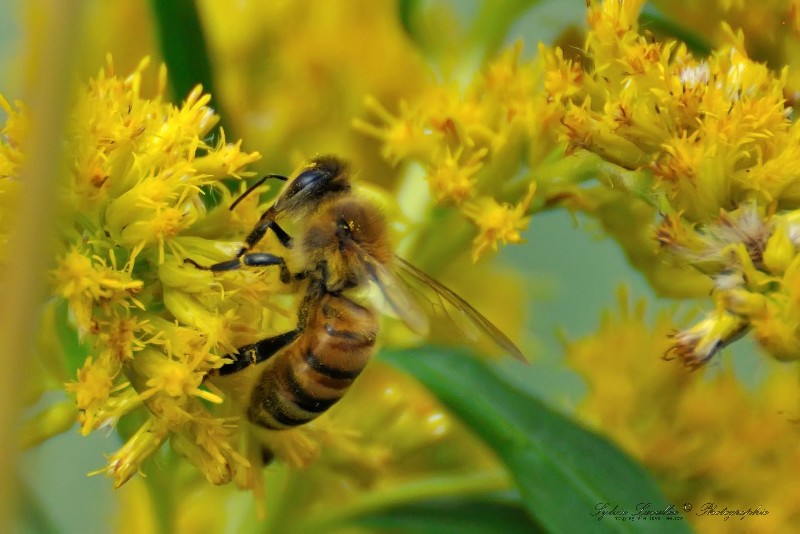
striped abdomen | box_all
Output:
[247,293,377,430]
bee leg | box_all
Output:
[235,215,293,258]
[218,329,300,375]
[184,252,292,283]
[242,252,292,283]
[183,257,241,271]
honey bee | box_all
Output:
[186,156,524,430]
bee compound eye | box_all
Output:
[293,168,327,192]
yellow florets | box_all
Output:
[355,42,557,262]
[462,182,536,262]
[38,56,296,488]
[537,0,800,367]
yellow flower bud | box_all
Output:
[158,256,216,292]
[763,223,796,275]
[721,288,767,319]
[163,287,219,330]
[666,307,749,368]
[91,418,169,488]
[171,419,250,486]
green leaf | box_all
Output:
[352,492,545,534]
[398,0,422,42]
[148,0,228,128]
[380,347,690,534]
[639,4,712,56]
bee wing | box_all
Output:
[394,256,526,362]
[364,257,430,336]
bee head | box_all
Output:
[273,155,351,216]
[300,197,392,291]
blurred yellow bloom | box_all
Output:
[18,400,78,450]
[568,290,800,531]
[462,182,536,262]
[116,477,159,534]
[426,146,488,204]
[356,42,558,262]
[198,0,428,177]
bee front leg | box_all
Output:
[184,252,292,283]
[236,215,293,258]
[243,252,292,283]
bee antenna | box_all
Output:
[230,173,288,211]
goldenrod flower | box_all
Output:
[356,43,558,262]
[91,417,170,488]
[27,56,288,487]
[540,0,800,366]
[170,415,250,486]
[665,306,750,369]
[51,248,144,335]
[462,182,536,262]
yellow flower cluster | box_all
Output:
[568,291,800,532]
[543,0,800,366]
[38,56,294,487]
[355,43,556,262]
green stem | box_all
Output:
[639,4,713,56]
[142,452,178,534]
[516,150,663,215]
[408,207,474,273]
